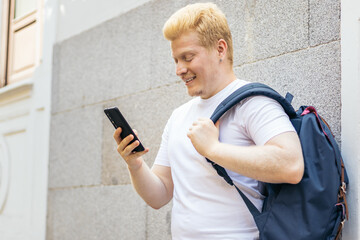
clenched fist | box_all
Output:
[187,118,220,157]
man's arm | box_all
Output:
[128,163,173,209]
[187,118,304,184]
[114,127,173,209]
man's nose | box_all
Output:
[176,63,187,76]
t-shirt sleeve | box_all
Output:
[153,118,171,167]
[236,96,295,146]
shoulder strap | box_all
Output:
[207,82,296,220]
[210,83,296,123]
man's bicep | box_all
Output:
[265,131,304,183]
[152,164,174,201]
[265,131,301,153]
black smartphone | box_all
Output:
[104,107,145,152]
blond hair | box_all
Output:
[163,2,233,64]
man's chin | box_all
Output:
[187,89,203,97]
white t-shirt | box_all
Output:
[154,79,295,240]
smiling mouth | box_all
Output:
[185,76,196,84]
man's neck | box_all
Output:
[216,69,237,92]
[201,69,237,99]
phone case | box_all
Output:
[104,107,145,152]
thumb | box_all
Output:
[215,120,220,129]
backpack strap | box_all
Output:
[206,82,296,221]
[210,83,296,122]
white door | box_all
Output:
[341,0,360,239]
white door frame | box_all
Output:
[341,0,360,239]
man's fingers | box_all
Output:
[123,139,139,155]
[118,134,135,153]
[118,139,148,159]
[130,148,149,159]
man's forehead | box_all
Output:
[170,34,202,57]
[171,47,196,58]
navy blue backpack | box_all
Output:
[207,83,349,240]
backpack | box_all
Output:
[207,83,349,240]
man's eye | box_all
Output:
[184,57,193,62]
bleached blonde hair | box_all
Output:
[163,2,233,65]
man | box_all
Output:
[113,3,304,239]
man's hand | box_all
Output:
[187,118,220,157]
[113,127,149,171]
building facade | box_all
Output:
[0,0,358,239]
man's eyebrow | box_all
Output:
[172,50,196,59]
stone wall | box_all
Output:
[47,0,341,239]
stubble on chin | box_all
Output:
[187,89,203,97]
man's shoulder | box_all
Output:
[240,95,284,111]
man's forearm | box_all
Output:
[128,160,172,209]
[205,132,304,184]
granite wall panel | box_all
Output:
[49,0,342,239]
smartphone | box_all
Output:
[104,107,145,152]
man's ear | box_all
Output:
[217,39,228,58]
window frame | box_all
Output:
[0,0,10,87]
[0,0,42,88]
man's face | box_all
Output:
[171,31,221,99]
